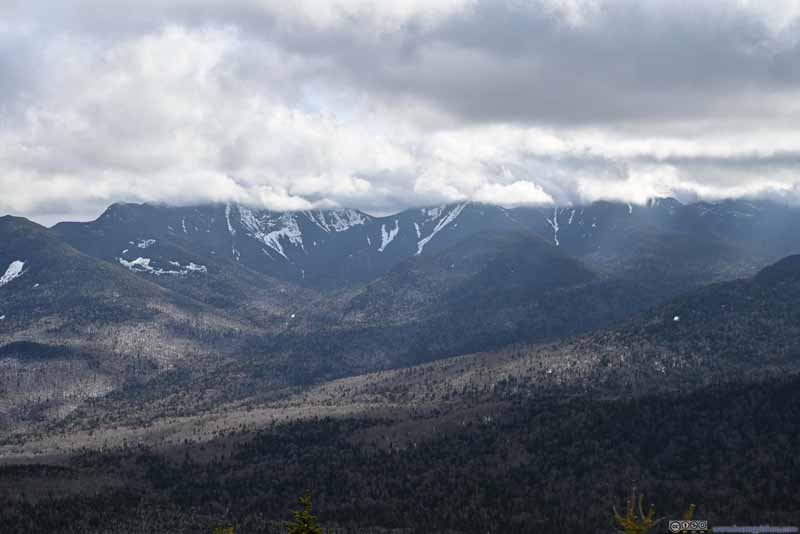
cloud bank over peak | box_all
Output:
[1,1,800,225]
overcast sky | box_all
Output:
[3,0,800,224]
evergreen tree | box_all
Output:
[613,487,663,534]
[287,494,323,534]
[613,488,698,534]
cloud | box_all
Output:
[0,1,800,225]
[474,180,554,206]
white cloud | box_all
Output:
[0,25,421,218]
[474,181,554,206]
[576,165,677,205]
[260,0,476,31]
[1,1,800,224]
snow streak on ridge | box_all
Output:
[238,206,304,260]
[378,219,400,252]
[547,207,560,246]
[416,203,468,255]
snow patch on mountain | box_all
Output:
[119,257,155,272]
[416,203,468,255]
[119,257,206,276]
[308,209,368,233]
[0,261,25,287]
[378,220,400,252]
[185,262,208,273]
[238,206,304,260]
[305,211,328,232]
[225,204,237,236]
[547,207,560,246]
[136,239,156,249]
[330,209,367,231]
[424,206,444,221]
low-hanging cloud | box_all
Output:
[1,0,800,225]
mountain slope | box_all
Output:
[7,254,800,456]
[270,230,675,374]
[0,216,255,429]
[0,215,172,327]
[334,229,592,325]
[514,198,800,284]
[52,204,316,314]
[4,255,800,531]
[399,252,800,399]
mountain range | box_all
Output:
[1,197,800,533]
[1,197,799,425]
[48,199,799,290]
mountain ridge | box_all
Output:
[47,197,800,290]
